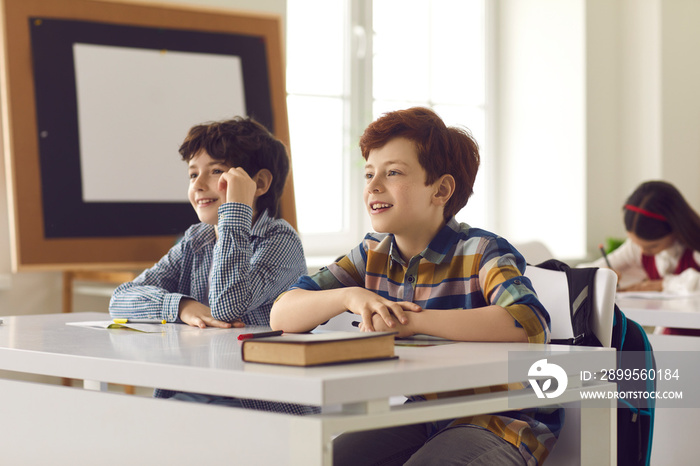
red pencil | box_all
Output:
[237,330,283,341]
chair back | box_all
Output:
[525,265,617,466]
[524,266,617,347]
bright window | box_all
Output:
[287,0,488,259]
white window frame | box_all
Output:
[287,0,494,266]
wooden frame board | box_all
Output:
[0,0,295,271]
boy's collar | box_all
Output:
[250,208,273,237]
[387,238,408,266]
[388,217,462,265]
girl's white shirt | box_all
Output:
[579,238,700,293]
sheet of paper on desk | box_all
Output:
[66,321,165,333]
[617,291,700,300]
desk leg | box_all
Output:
[289,416,328,466]
[291,399,391,466]
[83,380,108,391]
[580,398,616,465]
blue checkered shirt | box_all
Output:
[110,203,306,325]
[110,203,315,415]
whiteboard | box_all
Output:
[0,0,293,269]
[74,43,246,203]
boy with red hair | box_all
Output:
[271,107,558,464]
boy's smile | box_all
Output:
[364,137,450,259]
[369,202,393,212]
[188,151,230,225]
[195,197,218,208]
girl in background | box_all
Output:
[585,180,700,335]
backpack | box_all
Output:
[532,259,655,466]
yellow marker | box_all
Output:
[113,318,166,324]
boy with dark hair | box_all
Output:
[271,107,559,463]
[110,116,312,414]
[111,116,304,328]
[178,117,289,219]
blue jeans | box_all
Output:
[333,423,526,466]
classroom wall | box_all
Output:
[594,0,700,256]
[496,0,586,259]
[0,0,286,316]
[658,0,700,201]
[494,0,700,260]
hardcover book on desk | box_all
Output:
[241,331,397,366]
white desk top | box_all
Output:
[0,312,614,406]
[617,294,700,328]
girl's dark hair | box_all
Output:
[359,107,480,219]
[624,180,700,251]
[179,116,289,218]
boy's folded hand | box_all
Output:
[359,313,415,338]
[344,288,421,332]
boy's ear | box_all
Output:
[432,174,455,207]
[253,168,273,197]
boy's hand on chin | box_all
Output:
[218,167,257,207]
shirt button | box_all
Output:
[407,276,414,283]
[514,279,521,285]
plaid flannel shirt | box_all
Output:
[288,218,562,463]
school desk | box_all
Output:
[0,312,616,465]
[616,293,700,330]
